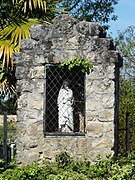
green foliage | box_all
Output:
[59,56,93,73]
[0,121,16,145]
[47,171,89,180]
[55,151,73,168]
[0,0,60,112]
[0,159,4,173]
[1,152,135,179]
[0,66,17,114]
[115,26,135,58]
[115,26,135,154]
[0,0,20,29]
[115,26,135,79]
[118,78,135,154]
[58,0,119,29]
[9,156,16,166]
[2,166,40,180]
[119,78,135,126]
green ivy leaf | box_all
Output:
[58,56,93,73]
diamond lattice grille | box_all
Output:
[44,64,85,134]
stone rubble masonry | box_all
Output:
[13,14,123,165]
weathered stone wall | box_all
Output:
[13,14,122,164]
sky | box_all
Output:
[107,0,135,38]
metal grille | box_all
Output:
[44,64,86,135]
[0,112,16,168]
[117,56,135,155]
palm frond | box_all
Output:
[0,19,40,69]
[0,40,15,69]
[12,0,47,14]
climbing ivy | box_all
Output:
[58,56,93,73]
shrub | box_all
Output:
[0,152,135,180]
[0,159,4,173]
[55,151,73,168]
[47,171,89,180]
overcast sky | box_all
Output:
[107,0,135,37]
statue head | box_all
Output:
[62,79,70,89]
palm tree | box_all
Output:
[0,0,61,112]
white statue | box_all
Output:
[57,80,74,132]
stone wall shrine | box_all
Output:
[13,14,122,164]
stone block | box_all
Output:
[17,93,28,109]
[17,123,27,136]
[28,151,39,163]
[92,138,113,149]
[28,94,43,110]
[20,39,38,51]
[75,21,105,37]
[86,99,103,111]
[30,24,49,41]
[97,109,114,122]
[33,79,44,94]
[17,79,31,92]
[28,121,43,136]
[87,79,114,95]
[17,109,42,122]
[33,54,45,65]
[86,122,103,138]
[77,138,87,155]
[102,95,115,109]
[86,111,97,121]
[28,66,44,79]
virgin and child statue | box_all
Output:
[57,80,74,132]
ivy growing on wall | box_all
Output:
[58,56,93,73]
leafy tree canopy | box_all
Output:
[0,0,20,29]
[115,26,135,79]
[58,0,119,29]
[115,26,135,153]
